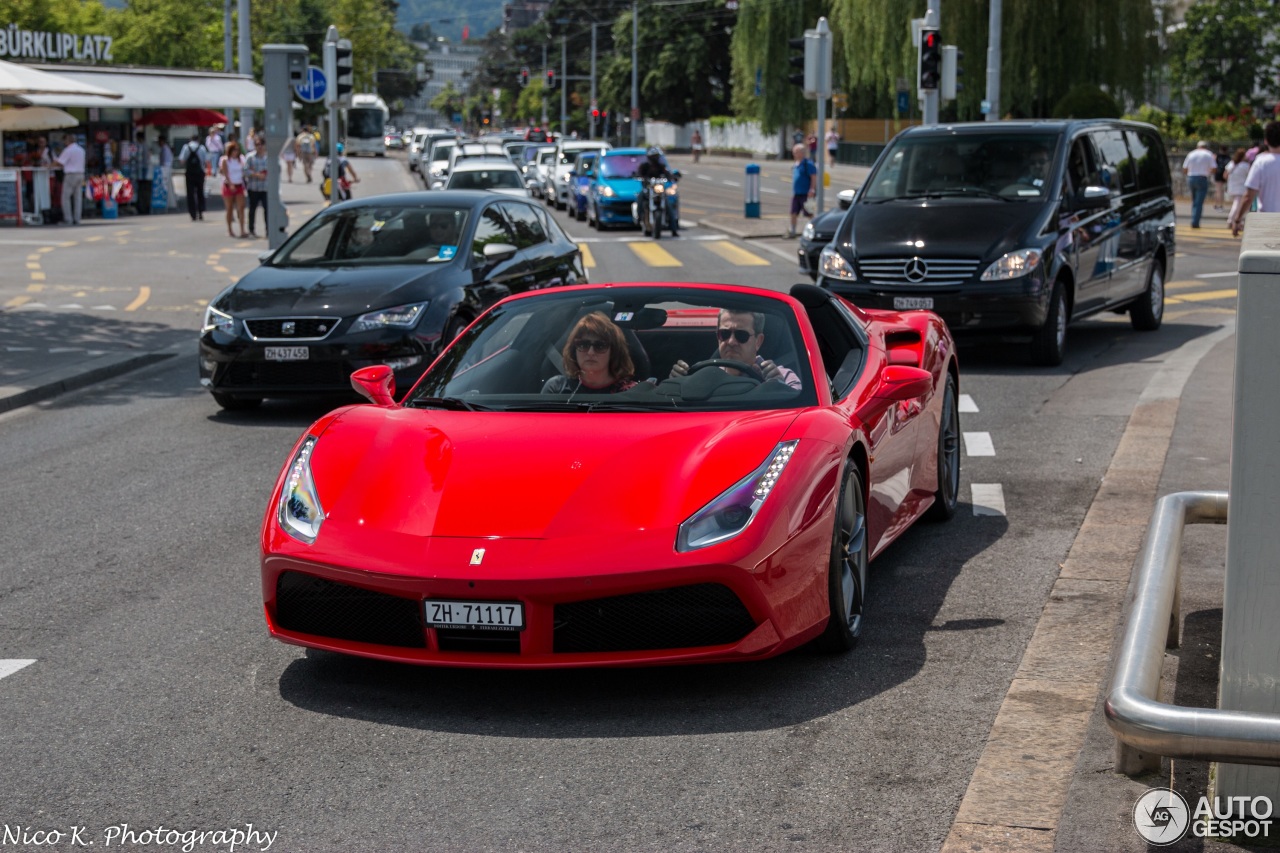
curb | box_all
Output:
[0,351,177,416]
[694,217,792,241]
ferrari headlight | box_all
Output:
[351,301,429,333]
[278,436,324,543]
[980,248,1042,281]
[677,441,798,552]
[820,245,856,281]
[202,304,236,335]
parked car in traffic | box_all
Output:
[816,119,1175,365]
[420,137,458,187]
[585,147,647,230]
[198,191,587,410]
[568,152,598,220]
[797,189,857,280]
[548,140,612,210]
[445,158,530,198]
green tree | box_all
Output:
[729,0,829,131]
[1169,0,1280,109]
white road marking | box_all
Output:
[761,187,781,194]
[959,393,978,413]
[971,484,1006,516]
[963,431,995,456]
[752,241,802,262]
[1195,271,1237,279]
[0,660,35,680]
[697,174,713,181]
[722,180,741,187]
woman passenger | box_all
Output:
[542,312,637,394]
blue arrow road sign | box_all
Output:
[295,65,327,103]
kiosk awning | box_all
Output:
[21,66,264,110]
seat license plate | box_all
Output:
[264,346,309,361]
[894,297,934,310]
[425,599,524,631]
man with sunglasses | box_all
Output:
[669,309,801,389]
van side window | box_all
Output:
[1091,129,1136,193]
[1125,129,1171,192]
[1067,137,1099,193]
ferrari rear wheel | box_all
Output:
[925,373,960,521]
[816,462,867,652]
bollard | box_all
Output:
[744,163,760,218]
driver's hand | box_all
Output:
[758,359,782,382]
[669,359,689,378]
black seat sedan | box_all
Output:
[199,190,587,410]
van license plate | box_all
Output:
[264,347,309,361]
[894,297,934,310]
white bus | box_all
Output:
[344,94,389,157]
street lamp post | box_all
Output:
[630,0,638,147]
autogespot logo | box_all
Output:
[1134,788,1189,845]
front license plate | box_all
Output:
[894,297,934,310]
[264,346,309,362]
[425,599,525,631]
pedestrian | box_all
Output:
[30,136,52,219]
[157,135,174,210]
[690,128,703,164]
[176,132,209,221]
[807,134,818,158]
[281,132,298,183]
[205,125,225,168]
[1214,144,1230,210]
[1230,120,1280,236]
[1225,147,1250,236]
[245,135,269,238]
[296,125,318,183]
[787,142,817,238]
[219,139,249,238]
[133,130,152,216]
[1181,140,1216,228]
[53,132,86,225]
[826,127,839,163]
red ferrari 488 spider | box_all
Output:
[261,282,960,667]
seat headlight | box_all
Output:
[351,302,429,334]
[278,436,324,543]
[202,304,236,335]
[677,441,798,552]
[802,222,816,241]
[980,248,1042,281]
[819,245,856,282]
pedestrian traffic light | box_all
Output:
[334,39,354,106]
[520,67,529,88]
[591,108,600,119]
[941,45,963,101]
[545,69,557,92]
[787,37,806,89]
[918,29,940,91]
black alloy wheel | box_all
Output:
[1130,259,1165,331]
[925,373,960,521]
[815,463,867,652]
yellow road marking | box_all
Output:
[1165,306,1236,321]
[26,284,43,292]
[26,262,40,270]
[628,241,682,267]
[124,286,150,312]
[85,235,103,242]
[1165,279,1208,290]
[142,225,160,232]
[30,272,45,281]
[1167,288,1237,303]
[214,266,229,273]
[38,246,54,253]
[114,230,130,237]
[4,295,31,308]
[578,243,595,268]
[703,241,770,266]
[27,254,42,262]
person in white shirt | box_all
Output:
[1225,148,1250,236]
[1182,140,1217,228]
[1230,121,1280,236]
[53,133,86,225]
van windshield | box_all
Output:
[862,133,1060,201]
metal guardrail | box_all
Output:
[1105,490,1280,773]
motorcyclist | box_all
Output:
[637,146,679,237]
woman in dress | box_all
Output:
[281,133,298,183]
[1226,148,1250,238]
[219,139,249,238]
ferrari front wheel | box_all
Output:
[925,373,960,521]
[816,462,867,652]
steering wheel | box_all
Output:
[687,358,765,383]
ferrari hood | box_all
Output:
[224,263,454,317]
[307,407,799,540]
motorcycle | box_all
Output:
[635,172,680,239]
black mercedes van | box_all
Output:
[815,120,1175,365]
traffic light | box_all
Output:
[919,29,940,91]
[787,37,806,89]
[941,45,963,101]
[334,38,353,106]
[520,67,529,88]
[545,69,557,92]
[591,108,600,120]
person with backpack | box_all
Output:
[177,132,209,221]
[321,142,359,202]
[295,125,318,183]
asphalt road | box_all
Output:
[0,153,1246,852]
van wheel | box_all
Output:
[1130,259,1165,331]
[1030,281,1068,366]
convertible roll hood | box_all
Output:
[223,264,454,317]
[852,199,1039,259]
[308,406,798,540]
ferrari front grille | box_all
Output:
[275,571,426,648]
[553,584,755,653]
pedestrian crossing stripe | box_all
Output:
[703,241,770,266]
[1167,288,1236,303]
[628,242,681,267]
[578,243,595,268]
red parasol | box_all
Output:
[137,109,228,127]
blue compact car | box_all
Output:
[569,152,598,222]
[586,148,648,230]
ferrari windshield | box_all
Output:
[406,287,818,412]
[862,132,1061,201]
[269,204,469,267]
